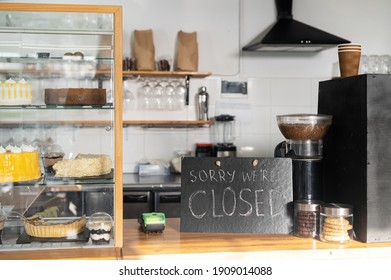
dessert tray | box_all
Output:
[17,229,90,244]
[23,215,86,238]
[45,169,114,182]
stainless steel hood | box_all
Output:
[242,0,350,52]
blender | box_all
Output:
[275,114,332,201]
[213,114,237,157]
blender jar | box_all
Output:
[213,114,237,157]
[214,114,235,144]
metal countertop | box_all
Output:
[122,173,181,191]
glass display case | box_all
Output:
[0,4,123,255]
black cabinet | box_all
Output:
[122,173,181,219]
[123,190,181,219]
[123,192,153,219]
[318,74,391,242]
[154,192,181,218]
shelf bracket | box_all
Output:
[185,75,190,105]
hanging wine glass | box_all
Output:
[137,79,152,109]
[174,79,186,110]
[123,79,136,110]
[152,79,163,110]
[163,79,175,110]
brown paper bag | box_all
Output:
[175,31,198,71]
[134,29,156,71]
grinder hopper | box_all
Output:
[275,114,332,200]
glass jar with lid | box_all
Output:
[0,205,6,244]
[293,200,322,238]
[320,203,353,243]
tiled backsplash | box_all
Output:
[0,75,326,173]
[122,76,326,173]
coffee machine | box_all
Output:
[275,114,332,201]
[213,114,237,157]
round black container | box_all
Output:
[195,143,213,157]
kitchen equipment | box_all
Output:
[196,86,208,120]
[242,0,350,52]
[139,212,166,233]
[318,74,391,243]
[275,114,332,201]
[122,173,181,219]
[154,192,181,218]
[213,114,237,157]
[195,143,213,157]
[123,191,153,219]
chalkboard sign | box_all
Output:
[180,157,293,234]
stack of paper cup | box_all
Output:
[338,43,361,77]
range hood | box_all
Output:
[242,0,350,52]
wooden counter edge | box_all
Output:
[121,218,391,260]
[0,247,122,260]
[3,218,391,260]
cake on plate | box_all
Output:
[53,153,112,178]
[0,144,41,183]
[0,78,33,106]
[44,88,106,106]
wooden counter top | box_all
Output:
[122,218,391,260]
[2,218,391,260]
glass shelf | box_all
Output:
[0,27,114,35]
[123,70,211,77]
[0,105,114,110]
[0,3,123,254]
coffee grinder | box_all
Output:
[213,114,237,157]
[275,114,332,201]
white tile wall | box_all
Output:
[4,0,389,173]
[121,75,327,171]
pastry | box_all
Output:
[24,214,86,238]
[53,153,112,178]
[0,144,41,183]
[87,212,113,245]
[0,78,33,105]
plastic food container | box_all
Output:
[41,144,64,174]
[0,207,6,244]
[87,212,113,245]
[319,203,353,243]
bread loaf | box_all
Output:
[53,154,112,178]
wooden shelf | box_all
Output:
[122,70,212,78]
[123,119,211,128]
[123,71,211,105]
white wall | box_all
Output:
[5,0,391,172]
